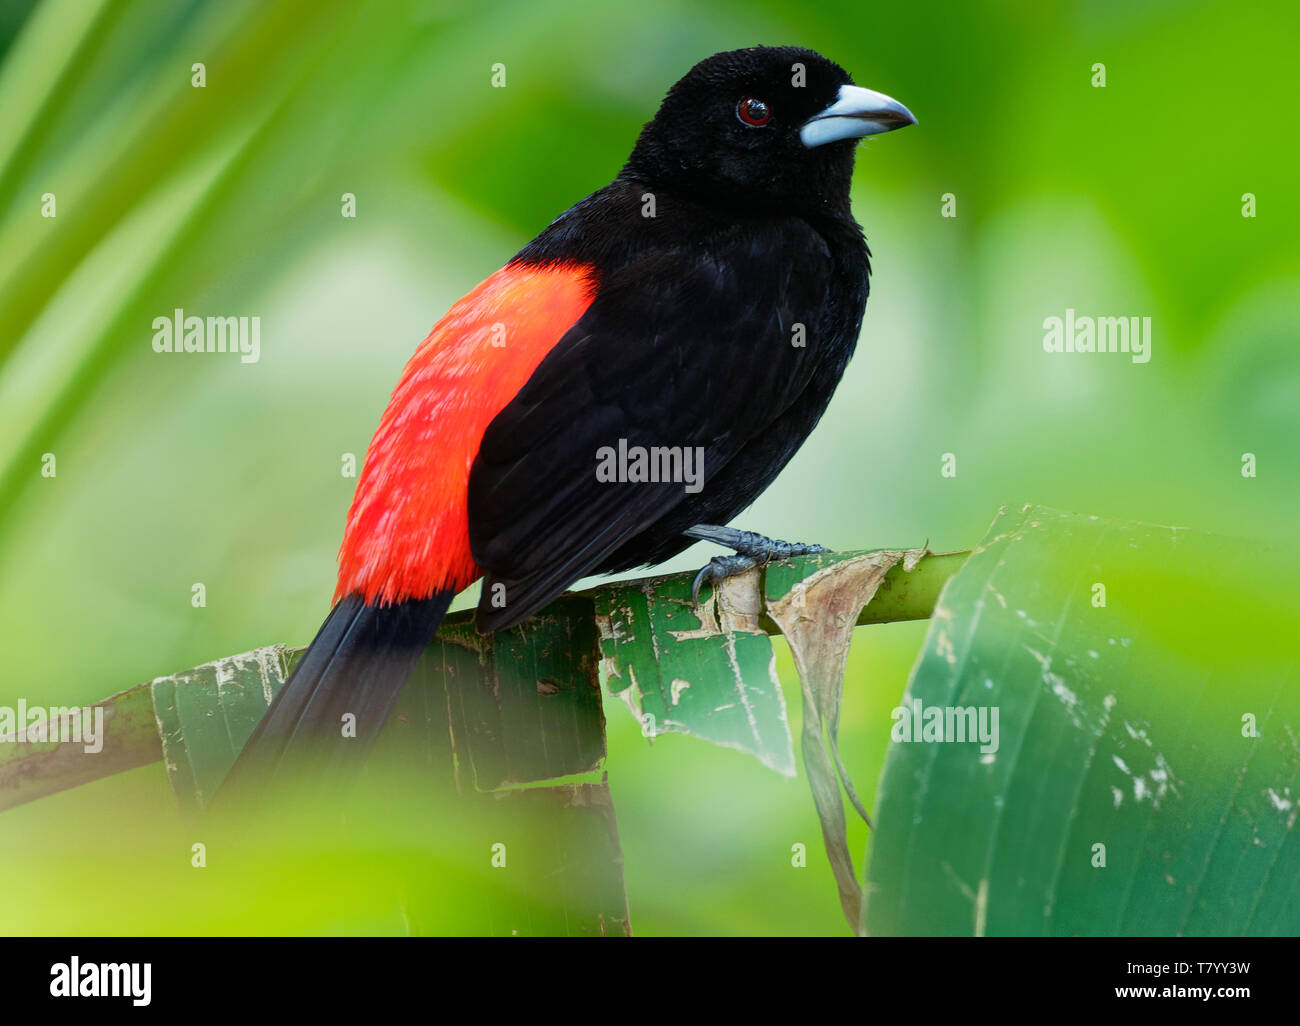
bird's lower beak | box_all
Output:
[800,84,917,148]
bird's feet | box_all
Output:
[685,525,829,607]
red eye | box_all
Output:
[736,97,771,127]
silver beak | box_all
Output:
[800,84,917,148]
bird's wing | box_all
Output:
[468,219,835,630]
[336,261,596,606]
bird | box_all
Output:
[219,45,915,800]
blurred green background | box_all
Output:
[0,0,1295,934]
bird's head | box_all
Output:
[622,46,916,217]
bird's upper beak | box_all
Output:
[800,84,917,148]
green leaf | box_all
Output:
[395,595,607,789]
[865,504,1300,936]
[595,570,795,775]
[150,645,292,816]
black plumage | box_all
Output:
[220,45,911,794]
[470,47,876,630]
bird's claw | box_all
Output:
[691,564,711,609]
[691,554,760,608]
[686,525,830,610]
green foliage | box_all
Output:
[866,505,1300,936]
[2,0,1296,935]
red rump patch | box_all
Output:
[335,261,595,606]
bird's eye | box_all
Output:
[736,97,771,127]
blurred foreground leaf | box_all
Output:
[149,597,626,936]
[865,504,1300,936]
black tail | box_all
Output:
[215,590,454,804]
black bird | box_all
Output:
[220,45,915,795]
